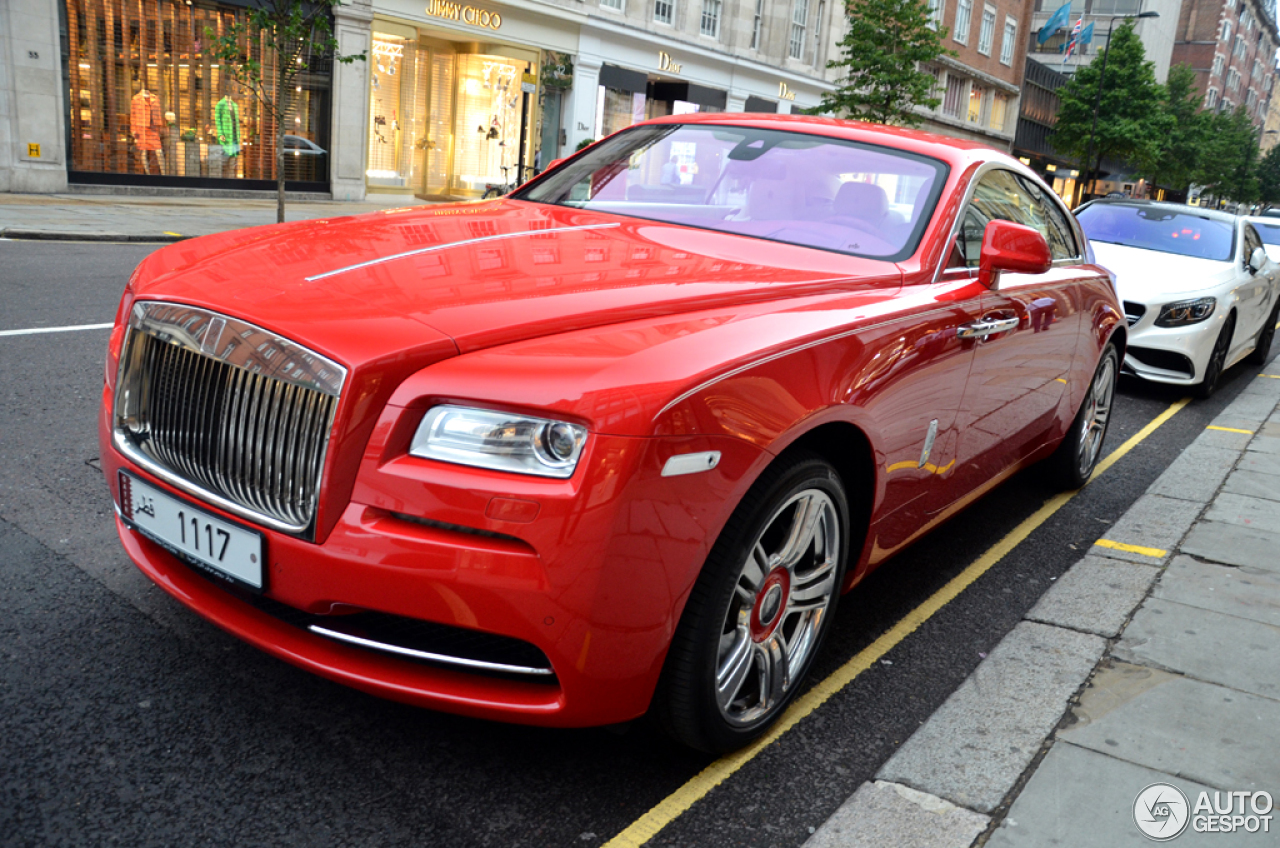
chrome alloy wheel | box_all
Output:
[715,489,840,726]
[1075,351,1116,478]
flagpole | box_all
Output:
[1078,10,1160,206]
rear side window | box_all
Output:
[1039,193,1079,260]
[1243,223,1262,262]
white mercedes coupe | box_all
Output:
[1076,200,1280,397]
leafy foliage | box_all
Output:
[1051,22,1163,197]
[815,0,954,127]
[207,1,364,222]
[1140,64,1202,194]
[1257,144,1280,208]
[1195,106,1260,205]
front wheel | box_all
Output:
[1247,299,1279,366]
[1048,343,1118,489]
[653,453,849,753]
[1195,313,1236,399]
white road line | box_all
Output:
[0,322,113,337]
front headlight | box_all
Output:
[1154,297,1216,327]
[409,405,588,478]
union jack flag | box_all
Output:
[1063,15,1085,62]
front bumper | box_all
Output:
[1121,301,1224,385]
[100,388,763,728]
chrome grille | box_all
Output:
[114,302,346,536]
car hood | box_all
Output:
[131,199,899,369]
[1089,241,1236,303]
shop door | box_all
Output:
[421,50,455,197]
[538,89,562,171]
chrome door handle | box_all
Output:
[957,316,1020,339]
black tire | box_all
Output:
[653,452,850,753]
[1048,343,1118,489]
[1247,299,1279,366]
[1195,312,1236,399]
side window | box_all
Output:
[952,169,1046,268]
[1038,193,1079,260]
[1243,223,1262,264]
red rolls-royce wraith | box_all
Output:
[101,115,1123,753]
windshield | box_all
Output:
[516,124,948,261]
[1076,203,1235,261]
[1252,220,1280,246]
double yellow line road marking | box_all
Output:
[605,396,1192,848]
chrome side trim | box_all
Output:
[661,451,722,477]
[304,222,622,282]
[308,625,556,677]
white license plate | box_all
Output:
[119,471,265,590]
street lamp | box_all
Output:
[1079,10,1160,205]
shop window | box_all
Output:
[63,0,330,184]
[989,93,1007,131]
[367,33,423,188]
[967,85,986,123]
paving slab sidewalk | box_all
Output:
[807,372,1280,848]
[0,190,438,241]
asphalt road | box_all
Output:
[0,240,1265,848]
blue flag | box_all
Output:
[1038,2,1072,44]
[1078,21,1095,43]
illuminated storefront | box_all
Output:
[365,22,538,197]
[60,0,332,189]
[362,0,581,199]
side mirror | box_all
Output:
[1249,246,1268,274]
[978,220,1053,289]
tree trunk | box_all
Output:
[277,123,286,224]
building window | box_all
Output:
[943,74,966,117]
[927,0,944,29]
[1247,89,1257,109]
[977,4,996,55]
[954,0,973,44]
[1000,17,1017,65]
[654,0,673,24]
[1228,68,1241,92]
[790,0,809,59]
[1222,20,1232,42]
[1213,54,1225,76]
[1207,87,1219,109]
[968,85,986,122]
[751,0,764,48]
[700,0,721,37]
[1234,36,1247,59]
[1090,0,1139,13]
[813,0,825,65]
[990,93,1008,131]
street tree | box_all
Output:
[1141,63,1204,195]
[1256,144,1280,209]
[815,0,954,126]
[1196,106,1260,205]
[1051,21,1163,203]
[208,1,365,223]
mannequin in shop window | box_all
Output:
[214,89,241,178]
[130,82,164,175]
